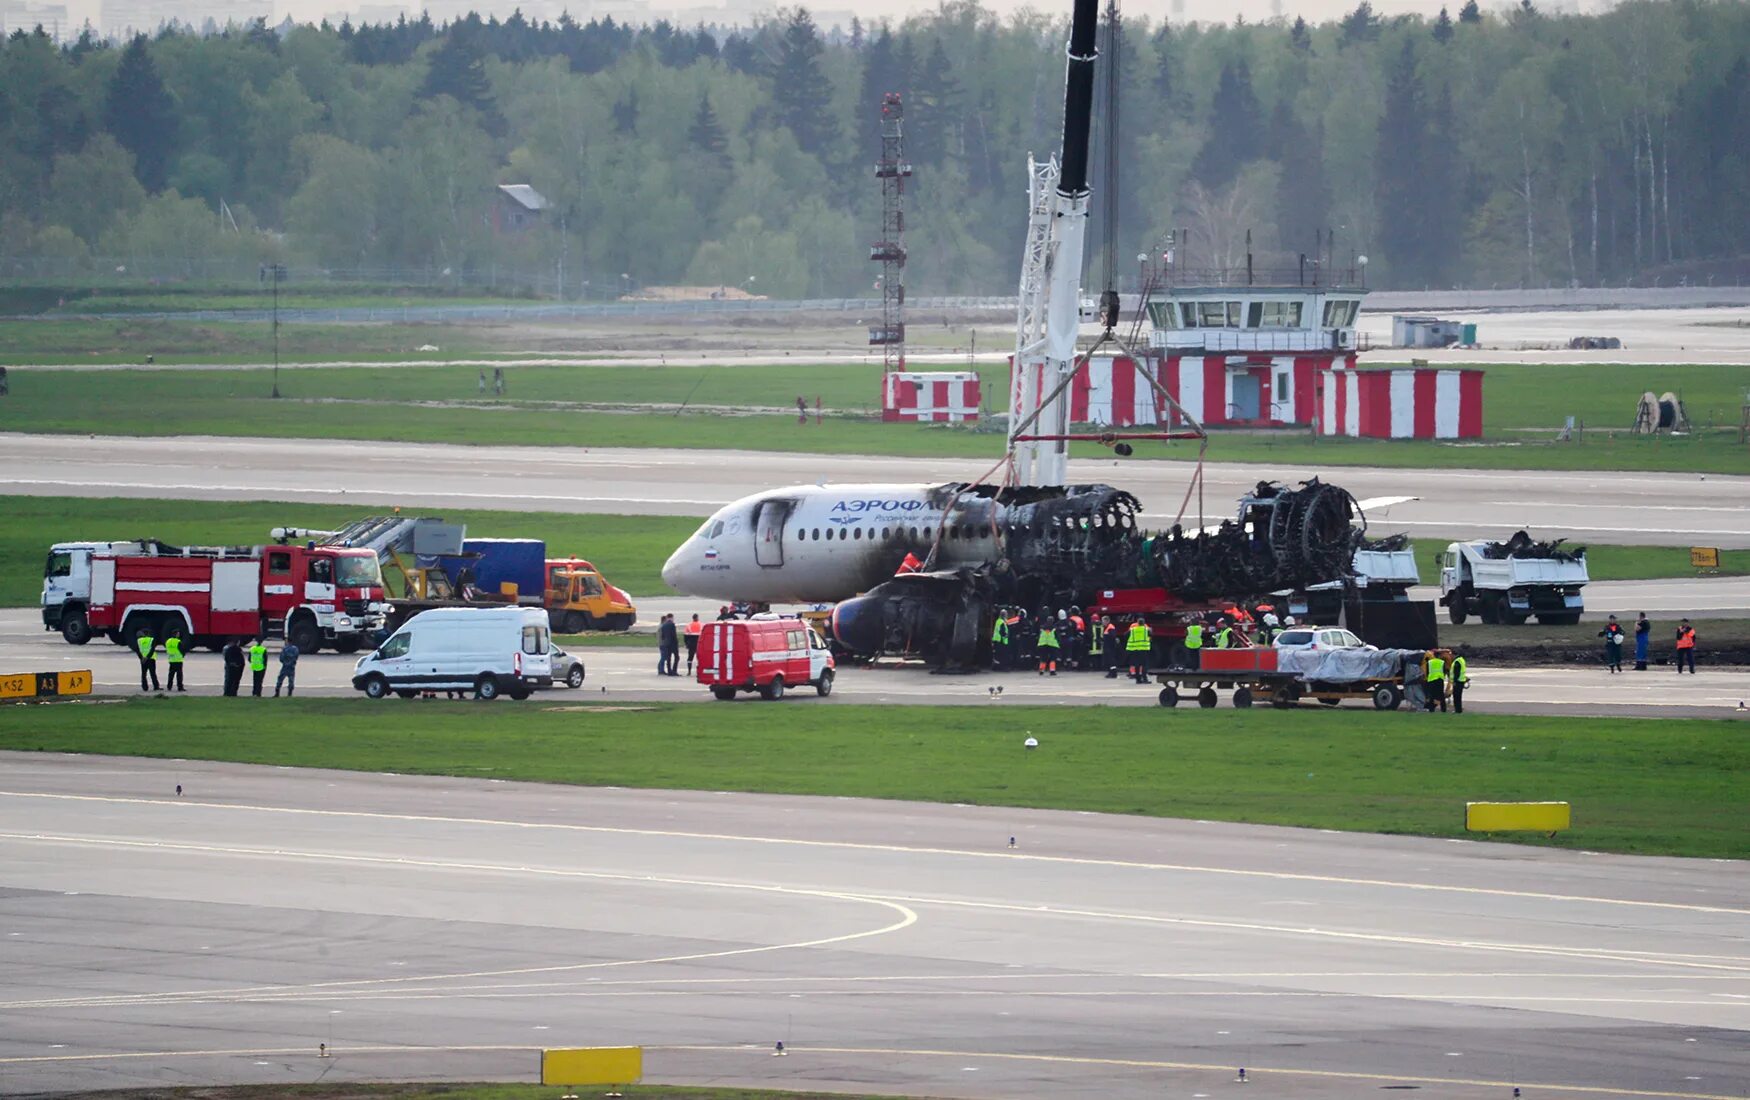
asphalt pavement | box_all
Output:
[4,610,1744,719]
[1,755,1745,1099]
[4,432,1748,548]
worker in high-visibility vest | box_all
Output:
[248,638,269,697]
[1449,649,1470,714]
[1125,618,1152,683]
[1675,618,1697,674]
[1423,651,1448,713]
[990,611,1011,670]
[164,633,186,693]
[135,630,161,692]
[1182,620,1204,671]
[1036,618,1060,676]
[1213,617,1234,649]
[1101,617,1120,678]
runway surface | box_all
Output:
[0,754,1745,1099]
[5,610,1744,719]
[4,432,1748,548]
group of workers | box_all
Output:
[1418,649,1471,713]
[1598,613,1698,673]
[989,607,1276,681]
[133,630,299,697]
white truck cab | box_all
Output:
[42,541,154,645]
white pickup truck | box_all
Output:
[1439,539,1588,625]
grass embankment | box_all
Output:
[0,497,700,606]
[4,360,1749,473]
[4,698,1746,858]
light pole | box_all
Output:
[263,263,287,398]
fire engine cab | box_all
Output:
[86,541,386,653]
[696,615,835,701]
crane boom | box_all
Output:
[1008,0,1100,487]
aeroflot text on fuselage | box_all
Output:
[831,499,929,513]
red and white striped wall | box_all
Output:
[882,371,981,422]
[1318,368,1483,439]
[1068,356,1158,426]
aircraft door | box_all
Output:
[754,499,791,567]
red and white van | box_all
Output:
[697,615,835,701]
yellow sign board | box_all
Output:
[541,1047,643,1086]
[1691,546,1721,569]
[0,670,92,701]
[1466,801,1570,833]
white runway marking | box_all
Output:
[3,789,1742,915]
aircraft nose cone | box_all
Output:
[661,545,688,591]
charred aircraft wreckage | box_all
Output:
[827,478,1365,667]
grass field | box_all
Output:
[5,359,1748,473]
[4,698,1745,858]
[0,497,700,606]
[0,318,509,365]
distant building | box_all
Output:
[489,184,549,235]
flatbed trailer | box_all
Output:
[1150,647,1452,710]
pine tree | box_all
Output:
[912,38,963,167]
[1433,7,1455,42]
[1339,2,1381,47]
[1421,84,1461,286]
[1458,0,1482,23]
[1374,39,1429,285]
[859,27,905,162]
[689,93,731,170]
[1271,102,1329,252]
[103,34,178,192]
[1151,22,1175,100]
[1192,60,1262,189]
[772,8,838,158]
[1289,16,1312,51]
[420,23,497,125]
[613,86,638,134]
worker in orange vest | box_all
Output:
[683,613,703,674]
[1674,618,1696,674]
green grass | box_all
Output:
[4,698,1746,858]
[1,496,700,606]
[6,359,1750,473]
[0,319,509,365]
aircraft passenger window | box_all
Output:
[813,528,821,540]
[881,527,890,540]
[852,527,862,540]
[909,527,918,540]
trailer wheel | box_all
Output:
[761,675,785,701]
[711,686,737,701]
[1372,684,1403,710]
[1233,686,1254,708]
[286,615,322,655]
[1447,604,1467,625]
[1158,686,1179,708]
[361,675,390,699]
[815,670,834,697]
[1271,686,1296,709]
[1197,687,1218,709]
[474,676,500,701]
[60,608,92,646]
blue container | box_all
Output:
[443,537,546,601]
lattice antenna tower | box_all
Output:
[869,92,912,372]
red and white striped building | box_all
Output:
[881,371,982,422]
[1316,366,1483,439]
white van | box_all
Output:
[352,606,553,701]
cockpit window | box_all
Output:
[709,520,724,538]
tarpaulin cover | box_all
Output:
[1275,647,1424,683]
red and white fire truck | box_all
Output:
[696,615,835,701]
[86,540,387,653]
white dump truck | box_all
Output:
[1439,534,1589,625]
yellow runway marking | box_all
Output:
[3,788,1744,915]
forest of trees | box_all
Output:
[1,0,1747,296]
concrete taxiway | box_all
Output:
[0,755,1745,1098]
[4,610,1744,719]
[3,432,1747,548]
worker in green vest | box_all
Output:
[1036,617,1060,676]
[1088,613,1104,673]
[1214,617,1234,649]
[164,633,186,693]
[248,637,269,697]
[1125,618,1152,683]
[1182,620,1204,670]
[1423,651,1448,713]
[1449,649,1469,714]
[135,630,161,692]
[990,612,1011,670]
